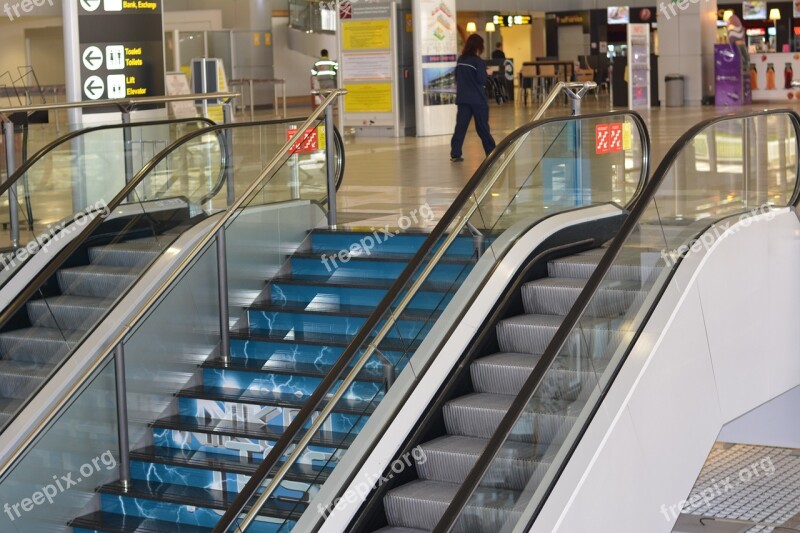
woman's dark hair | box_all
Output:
[462,34,484,56]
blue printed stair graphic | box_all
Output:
[72,228,478,532]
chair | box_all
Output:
[519,65,537,105]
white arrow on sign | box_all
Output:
[82,46,103,71]
[80,0,101,11]
[84,76,105,100]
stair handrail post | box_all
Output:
[3,119,19,248]
[222,102,235,206]
[216,227,230,364]
[323,90,338,228]
[113,343,131,490]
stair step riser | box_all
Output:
[497,321,624,356]
[417,449,548,491]
[229,339,408,368]
[88,248,160,268]
[178,397,372,434]
[26,301,109,331]
[57,271,137,298]
[0,337,70,364]
[471,364,595,398]
[99,494,293,531]
[246,310,433,341]
[522,285,644,317]
[443,405,575,444]
[383,493,515,532]
[151,427,343,458]
[547,261,644,282]
[0,371,46,400]
[128,460,321,500]
[203,368,384,398]
[269,283,452,312]
[289,257,471,283]
[310,232,476,257]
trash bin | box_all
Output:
[665,74,685,107]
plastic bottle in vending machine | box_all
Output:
[785,62,794,89]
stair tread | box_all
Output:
[153,415,357,448]
[130,445,333,483]
[524,277,642,290]
[0,326,83,342]
[446,392,575,413]
[248,301,440,320]
[177,385,379,415]
[270,274,457,292]
[230,329,421,351]
[292,250,475,264]
[26,295,115,309]
[97,479,307,519]
[71,511,213,533]
[386,479,518,507]
[203,357,385,382]
[59,264,141,276]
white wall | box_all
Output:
[533,209,800,532]
[717,385,800,448]
[272,17,336,98]
[0,16,63,90]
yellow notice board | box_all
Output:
[342,19,391,50]
[344,83,393,113]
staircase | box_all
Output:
[71,228,478,532]
[0,235,176,429]
[375,246,655,532]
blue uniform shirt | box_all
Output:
[455,54,488,105]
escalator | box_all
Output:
[335,111,800,533]
[0,105,649,532]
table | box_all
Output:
[522,61,575,83]
[229,78,287,120]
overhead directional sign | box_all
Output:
[83,76,105,99]
[78,0,164,107]
[80,0,101,12]
[82,46,103,71]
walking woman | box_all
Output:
[450,34,496,162]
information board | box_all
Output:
[78,0,165,107]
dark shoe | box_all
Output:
[450,156,464,162]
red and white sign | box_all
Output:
[596,124,610,154]
[596,123,623,154]
[287,127,319,154]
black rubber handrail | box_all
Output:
[0,114,334,431]
[433,109,800,532]
[213,110,651,533]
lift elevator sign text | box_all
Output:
[595,122,633,154]
[77,0,165,107]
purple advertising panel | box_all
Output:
[716,44,751,106]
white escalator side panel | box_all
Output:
[530,208,800,533]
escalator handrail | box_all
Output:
[433,109,800,532]
[212,110,651,532]
[0,91,346,481]
[0,116,217,200]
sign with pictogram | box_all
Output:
[287,127,320,154]
[596,124,610,154]
[597,123,627,154]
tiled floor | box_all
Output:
[674,442,800,533]
[0,95,793,246]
